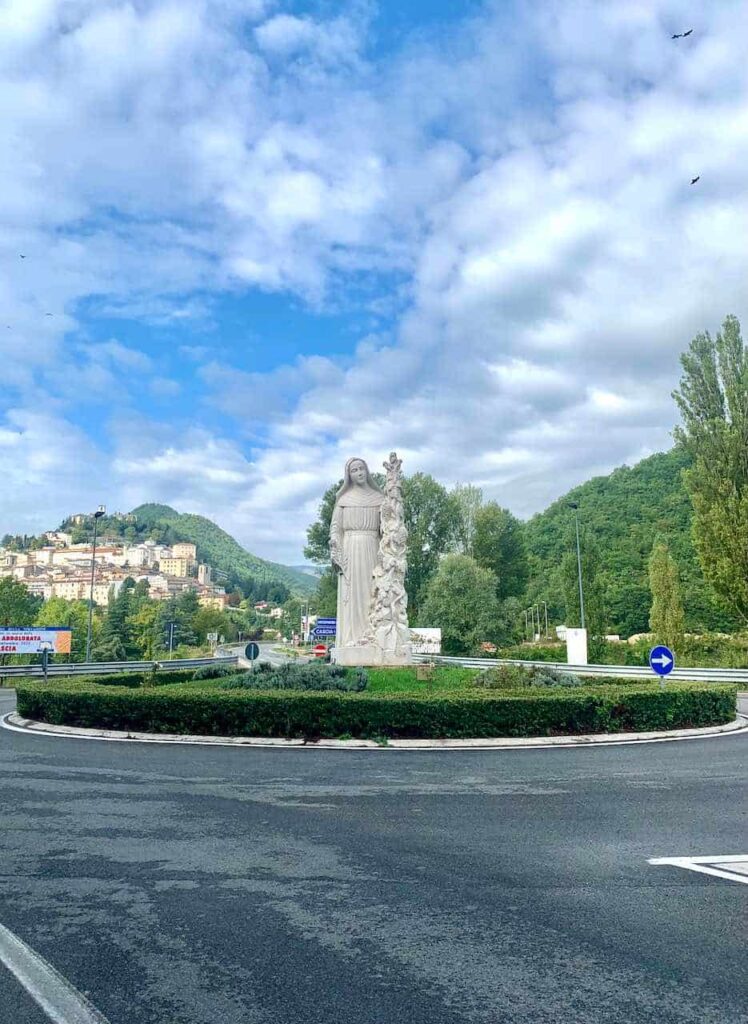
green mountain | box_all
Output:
[128,504,316,596]
[524,448,738,637]
[59,504,315,597]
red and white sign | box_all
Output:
[313,644,327,658]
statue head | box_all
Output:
[336,457,383,503]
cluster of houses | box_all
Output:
[0,533,230,610]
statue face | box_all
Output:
[349,460,368,485]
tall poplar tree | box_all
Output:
[673,315,748,620]
[648,539,685,650]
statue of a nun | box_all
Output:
[329,458,384,648]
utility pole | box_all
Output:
[543,601,549,639]
[569,502,586,630]
[85,505,106,662]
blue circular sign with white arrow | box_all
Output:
[649,645,675,677]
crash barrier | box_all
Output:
[0,655,238,680]
[415,655,748,685]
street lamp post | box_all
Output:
[523,608,529,639]
[542,601,549,639]
[85,505,106,663]
[568,502,586,630]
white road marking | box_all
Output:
[0,921,111,1023]
[648,855,748,885]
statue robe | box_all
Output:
[330,493,383,648]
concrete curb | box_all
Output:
[3,712,748,751]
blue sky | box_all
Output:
[1,0,747,562]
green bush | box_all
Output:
[14,679,737,739]
[191,663,244,681]
[68,668,200,688]
[474,665,583,689]
[220,663,369,693]
[496,644,564,662]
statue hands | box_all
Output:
[330,543,348,576]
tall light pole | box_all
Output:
[568,502,586,630]
[542,600,549,638]
[85,505,106,662]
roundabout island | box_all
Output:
[8,660,742,748]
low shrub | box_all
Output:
[14,679,737,740]
[474,664,583,690]
[496,644,566,663]
[69,668,200,688]
[192,663,244,681]
[220,662,369,693]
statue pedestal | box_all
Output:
[332,644,413,667]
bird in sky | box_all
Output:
[672,29,693,39]
[690,176,700,185]
[19,254,26,259]
[45,312,54,317]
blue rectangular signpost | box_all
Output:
[312,618,336,639]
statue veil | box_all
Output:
[335,458,383,507]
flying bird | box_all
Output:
[672,29,693,39]
[690,176,700,185]
[45,312,54,317]
[19,254,25,259]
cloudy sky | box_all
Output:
[1,0,747,563]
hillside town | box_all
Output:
[0,528,231,611]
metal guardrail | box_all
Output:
[417,655,748,684]
[0,655,238,679]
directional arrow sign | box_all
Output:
[315,618,337,628]
[312,627,336,637]
[648,644,675,677]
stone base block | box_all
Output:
[331,644,413,667]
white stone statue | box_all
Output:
[330,453,412,666]
[329,458,384,650]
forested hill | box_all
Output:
[524,448,738,636]
[129,505,316,595]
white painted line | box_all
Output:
[648,856,748,886]
[0,921,111,1023]
[650,854,748,864]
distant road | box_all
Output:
[219,641,308,668]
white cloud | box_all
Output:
[2,0,748,563]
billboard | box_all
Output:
[409,628,442,655]
[0,628,72,655]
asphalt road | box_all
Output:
[0,689,746,1024]
[221,641,306,668]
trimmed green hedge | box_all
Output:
[14,678,737,739]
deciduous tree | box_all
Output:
[418,554,500,655]
[673,314,748,620]
[0,577,40,627]
[648,539,685,650]
[473,503,529,600]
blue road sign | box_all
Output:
[244,642,260,661]
[315,618,337,628]
[649,645,675,676]
[312,627,336,637]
